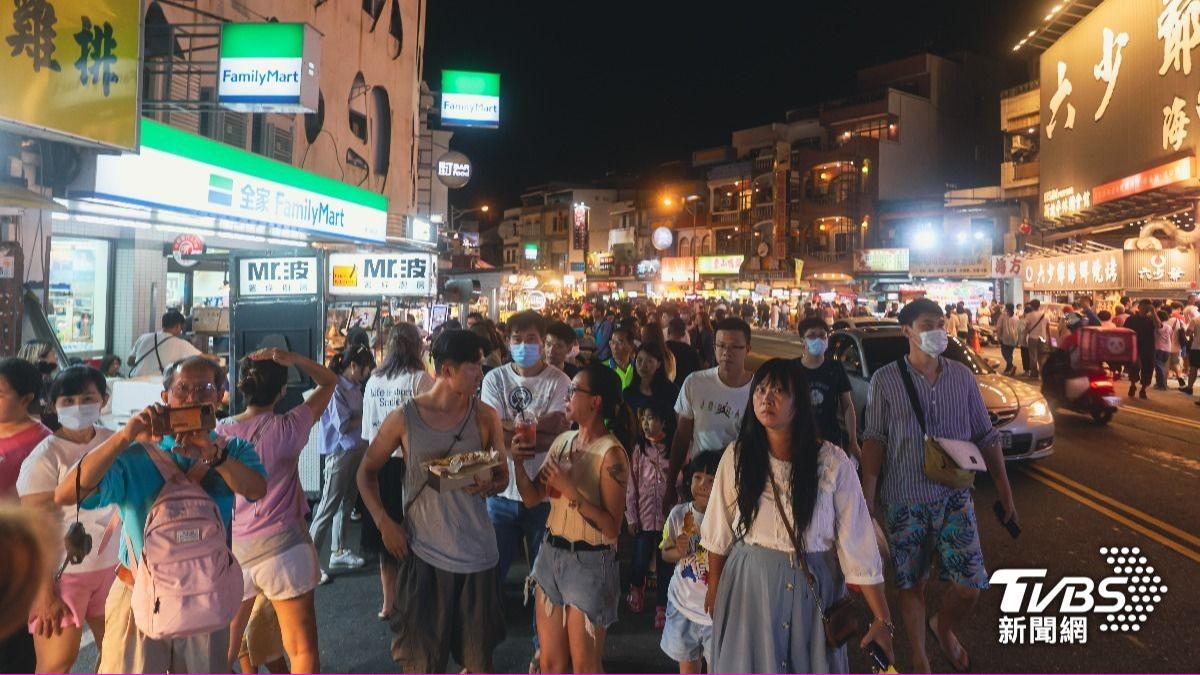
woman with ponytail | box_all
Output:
[514,362,633,673]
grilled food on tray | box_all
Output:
[426,450,497,477]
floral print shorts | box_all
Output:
[883,489,989,590]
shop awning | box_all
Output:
[0,180,65,212]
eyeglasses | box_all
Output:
[170,382,218,399]
[568,384,595,397]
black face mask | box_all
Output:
[37,361,57,375]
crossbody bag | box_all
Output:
[767,469,866,649]
[896,360,976,490]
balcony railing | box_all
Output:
[1001,160,1040,189]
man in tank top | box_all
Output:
[356,329,510,673]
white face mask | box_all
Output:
[917,329,949,357]
[56,403,102,431]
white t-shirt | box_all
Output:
[362,369,434,445]
[1188,315,1200,351]
[661,502,711,625]
[674,368,751,459]
[481,363,572,501]
[128,331,201,377]
[16,427,120,573]
[699,442,884,586]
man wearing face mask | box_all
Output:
[794,318,860,463]
[860,298,1017,674]
[480,311,572,585]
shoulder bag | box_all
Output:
[896,360,975,490]
[767,469,866,649]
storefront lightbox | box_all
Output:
[48,237,110,354]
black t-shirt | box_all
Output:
[1123,314,1157,350]
[666,340,701,385]
[797,358,852,443]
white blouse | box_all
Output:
[699,441,885,586]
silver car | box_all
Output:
[829,326,1055,461]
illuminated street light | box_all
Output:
[481,205,490,212]
[663,196,674,206]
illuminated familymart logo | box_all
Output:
[217,23,319,113]
[208,172,347,228]
[989,546,1168,645]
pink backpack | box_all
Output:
[123,444,244,639]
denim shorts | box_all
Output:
[883,489,989,590]
[529,538,619,630]
[659,600,712,664]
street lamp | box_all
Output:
[449,204,490,232]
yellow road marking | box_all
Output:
[1120,404,1200,431]
[1018,465,1200,565]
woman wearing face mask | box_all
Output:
[309,344,376,583]
[16,366,118,673]
[701,359,893,673]
[795,318,860,463]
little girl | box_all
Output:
[625,402,675,626]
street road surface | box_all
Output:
[70,332,1199,672]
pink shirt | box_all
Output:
[626,438,670,532]
[221,405,315,539]
[0,422,51,499]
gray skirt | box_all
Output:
[711,541,850,674]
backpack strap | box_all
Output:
[96,511,121,559]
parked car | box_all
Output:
[829,326,1054,461]
[830,317,899,331]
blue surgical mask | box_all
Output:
[805,337,828,357]
[510,342,542,368]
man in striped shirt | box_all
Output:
[861,298,1018,673]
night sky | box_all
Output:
[424,0,1051,217]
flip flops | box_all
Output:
[928,615,971,673]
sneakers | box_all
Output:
[1128,384,1138,397]
[653,605,667,630]
[329,549,365,569]
[1139,387,1149,400]
[626,584,645,614]
[318,570,331,585]
[350,508,363,522]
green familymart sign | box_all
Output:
[82,120,387,242]
[441,70,501,128]
[218,23,321,112]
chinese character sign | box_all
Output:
[1023,251,1124,291]
[1,0,139,150]
[327,253,437,297]
[1123,248,1198,290]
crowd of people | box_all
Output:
[0,293,1028,674]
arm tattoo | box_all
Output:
[607,462,628,488]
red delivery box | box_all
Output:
[1078,327,1137,365]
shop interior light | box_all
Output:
[973,231,986,240]
[266,238,309,248]
[914,228,937,250]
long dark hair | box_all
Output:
[733,358,822,543]
[377,322,425,378]
[329,343,376,375]
[626,342,676,400]
[238,357,288,408]
[580,362,637,453]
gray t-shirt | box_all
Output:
[401,399,498,574]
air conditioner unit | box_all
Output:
[1010,135,1033,153]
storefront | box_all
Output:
[49,118,391,360]
[1023,247,1198,305]
[324,252,437,362]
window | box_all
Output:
[388,0,403,58]
[193,271,229,307]
[304,90,325,144]
[835,340,863,377]
[47,237,110,354]
[679,238,691,258]
[348,73,368,142]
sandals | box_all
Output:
[927,615,971,673]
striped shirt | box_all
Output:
[863,356,999,505]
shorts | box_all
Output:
[529,538,619,631]
[389,553,505,673]
[883,489,989,591]
[361,456,405,556]
[99,579,228,674]
[1189,350,1200,369]
[659,600,712,664]
[241,542,320,602]
[238,594,285,667]
[29,567,116,632]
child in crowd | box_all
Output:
[625,404,674,623]
[659,451,720,674]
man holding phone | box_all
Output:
[860,299,1017,674]
[54,356,267,673]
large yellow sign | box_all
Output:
[0,0,141,150]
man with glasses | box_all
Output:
[663,318,754,517]
[56,356,267,673]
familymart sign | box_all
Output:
[218,23,320,112]
[80,119,387,242]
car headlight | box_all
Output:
[1029,399,1049,418]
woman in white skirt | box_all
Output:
[700,358,895,673]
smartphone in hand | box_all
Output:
[994,500,1021,539]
